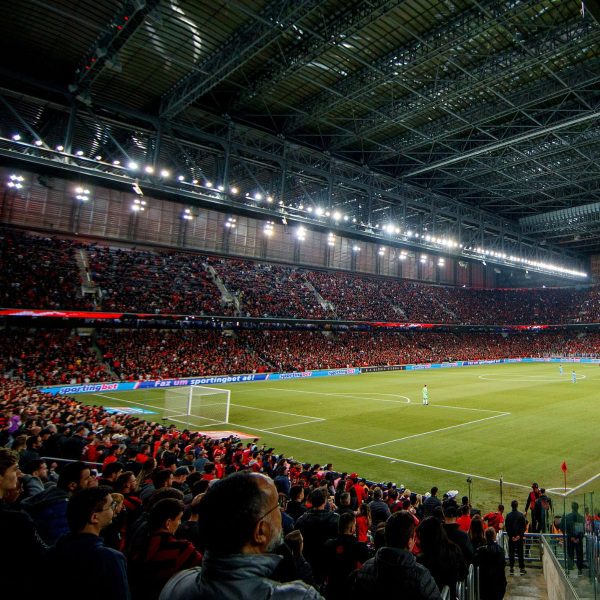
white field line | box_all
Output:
[92,392,180,413]
[222,420,530,491]
[230,402,325,421]
[263,419,327,431]
[236,387,411,404]
[355,412,510,450]
[253,387,507,415]
[479,374,587,382]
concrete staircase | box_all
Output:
[204,262,239,313]
[75,248,101,307]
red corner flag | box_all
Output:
[561,461,568,473]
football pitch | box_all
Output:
[77,362,600,512]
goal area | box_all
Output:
[164,385,230,428]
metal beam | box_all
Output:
[70,0,159,95]
[160,0,320,120]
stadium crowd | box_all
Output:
[88,246,230,315]
[0,229,91,310]
[3,228,600,325]
[1,374,519,600]
[2,328,600,386]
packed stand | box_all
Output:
[207,257,332,319]
[96,329,268,380]
[5,228,600,325]
[0,229,90,310]
[305,270,401,321]
[88,246,230,315]
[0,329,110,385]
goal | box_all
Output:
[163,385,230,428]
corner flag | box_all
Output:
[561,461,568,473]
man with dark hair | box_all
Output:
[334,492,355,518]
[534,488,552,534]
[561,501,585,575]
[524,483,541,533]
[43,486,130,600]
[159,472,322,599]
[20,458,51,499]
[22,460,97,544]
[140,468,174,503]
[368,487,391,535]
[323,512,372,600]
[98,461,125,489]
[349,511,441,599]
[443,505,474,564]
[294,488,339,584]
[62,424,90,460]
[474,527,507,600]
[286,484,306,522]
[504,499,527,575]
[423,487,442,517]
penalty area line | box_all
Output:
[355,412,510,451]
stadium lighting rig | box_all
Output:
[7,174,24,189]
[4,132,586,280]
[75,186,91,201]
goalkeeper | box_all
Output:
[422,384,429,406]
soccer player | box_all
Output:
[422,384,429,406]
[572,370,577,384]
[559,364,563,375]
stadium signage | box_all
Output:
[52,382,119,395]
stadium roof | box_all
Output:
[1,0,600,267]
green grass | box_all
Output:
[77,362,600,512]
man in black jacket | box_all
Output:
[443,505,474,564]
[423,486,442,517]
[323,513,372,600]
[475,527,507,600]
[504,499,527,575]
[43,486,130,600]
[295,488,339,584]
[349,510,441,599]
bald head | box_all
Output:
[198,472,282,554]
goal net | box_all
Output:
[163,386,230,428]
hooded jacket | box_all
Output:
[159,552,322,600]
[21,485,69,545]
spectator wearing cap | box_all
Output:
[442,490,459,512]
[159,472,322,600]
[294,488,340,584]
[349,511,441,599]
[443,505,474,564]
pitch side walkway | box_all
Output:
[505,567,548,600]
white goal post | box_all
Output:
[164,385,230,427]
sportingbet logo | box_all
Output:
[58,383,119,394]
